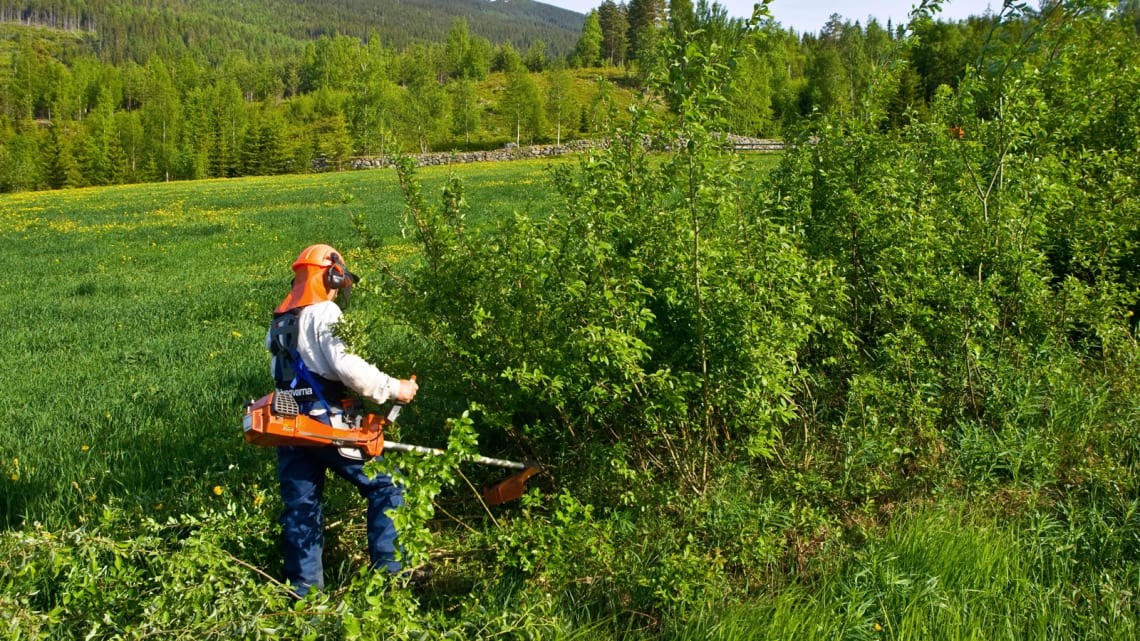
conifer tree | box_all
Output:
[597,1,629,66]
[626,0,664,65]
[40,122,76,190]
[575,11,603,67]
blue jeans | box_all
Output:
[277,444,404,596]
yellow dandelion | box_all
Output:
[213,486,224,496]
[253,495,264,506]
[231,330,242,338]
[81,445,90,451]
[9,473,18,481]
[874,623,882,632]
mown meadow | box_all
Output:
[3,3,1140,640]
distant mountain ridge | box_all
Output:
[0,0,586,61]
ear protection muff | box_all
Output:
[325,252,346,290]
[323,252,359,291]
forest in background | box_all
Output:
[1,0,1139,194]
[0,0,586,59]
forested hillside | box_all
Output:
[2,0,1139,194]
[0,0,584,61]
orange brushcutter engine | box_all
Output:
[242,392,387,458]
[241,392,539,505]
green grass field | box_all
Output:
[0,158,575,527]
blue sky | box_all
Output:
[541,0,1002,35]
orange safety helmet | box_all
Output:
[274,244,358,314]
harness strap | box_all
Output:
[287,346,335,416]
[270,309,345,416]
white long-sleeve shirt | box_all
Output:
[266,301,401,406]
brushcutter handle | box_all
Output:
[386,401,405,423]
[385,375,418,423]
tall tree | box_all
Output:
[40,122,77,189]
[725,37,774,135]
[500,67,545,145]
[399,63,448,154]
[545,65,576,145]
[575,11,604,67]
[462,36,493,80]
[346,33,398,157]
[243,110,291,175]
[179,86,212,180]
[114,110,144,183]
[207,80,248,178]
[0,124,41,192]
[139,57,180,182]
[449,77,481,147]
[597,1,630,66]
[493,42,523,73]
[445,18,472,79]
[303,35,359,92]
[588,76,615,131]
[78,87,119,185]
[626,0,664,66]
[6,39,43,121]
[668,0,695,42]
[524,40,547,72]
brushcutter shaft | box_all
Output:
[382,441,529,470]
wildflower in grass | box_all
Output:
[875,623,882,632]
[253,495,264,506]
[81,444,90,451]
[9,473,17,481]
[87,494,97,502]
[231,330,242,338]
[214,485,224,495]
[155,503,163,511]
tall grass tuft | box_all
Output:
[669,504,1137,641]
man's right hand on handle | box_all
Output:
[393,377,419,404]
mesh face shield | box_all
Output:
[337,271,359,309]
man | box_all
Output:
[266,243,418,597]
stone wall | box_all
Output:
[347,136,783,170]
